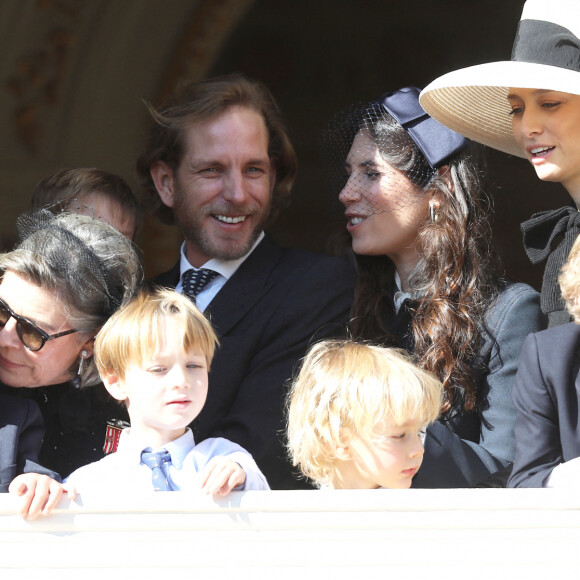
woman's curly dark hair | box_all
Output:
[349,111,500,413]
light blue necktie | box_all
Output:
[141,449,173,491]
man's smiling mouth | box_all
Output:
[214,215,247,224]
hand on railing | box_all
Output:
[8,473,77,520]
[196,457,246,495]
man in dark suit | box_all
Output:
[137,74,355,489]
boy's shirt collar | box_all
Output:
[117,427,195,468]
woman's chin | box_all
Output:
[0,372,34,388]
[351,237,380,256]
[0,367,72,389]
[532,164,560,184]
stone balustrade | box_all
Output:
[1,489,579,577]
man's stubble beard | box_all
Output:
[173,186,271,262]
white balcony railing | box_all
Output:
[1,489,579,578]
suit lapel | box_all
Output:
[152,261,180,288]
[205,236,283,336]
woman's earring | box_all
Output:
[72,350,88,389]
[429,201,439,223]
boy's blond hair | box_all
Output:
[560,235,580,323]
[286,340,443,487]
[95,287,218,380]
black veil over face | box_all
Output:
[321,87,469,220]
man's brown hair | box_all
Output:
[136,73,297,226]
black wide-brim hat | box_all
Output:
[419,0,580,158]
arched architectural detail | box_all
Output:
[6,0,86,154]
[158,0,256,101]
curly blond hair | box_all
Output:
[559,235,580,323]
[286,340,442,487]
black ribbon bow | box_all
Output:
[521,206,580,322]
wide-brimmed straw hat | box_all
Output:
[419,0,580,158]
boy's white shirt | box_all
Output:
[65,427,269,500]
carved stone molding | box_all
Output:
[5,0,85,154]
[158,0,256,101]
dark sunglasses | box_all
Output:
[0,298,79,352]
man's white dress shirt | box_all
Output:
[175,233,264,312]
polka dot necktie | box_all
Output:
[141,449,173,491]
[182,268,219,304]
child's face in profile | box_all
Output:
[344,417,426,489]
[108,316,208,446]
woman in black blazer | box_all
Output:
[510,236,580,487]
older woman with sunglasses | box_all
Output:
[0,210,141,485]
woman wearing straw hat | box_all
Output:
[420,0,580,328]
[323,87,545,487]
